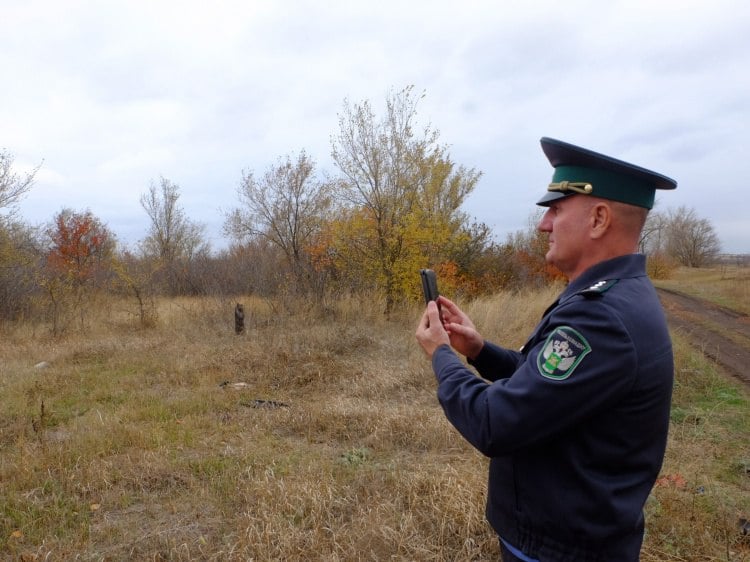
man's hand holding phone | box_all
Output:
[416,269,447,357]
[416,300,449,357]
[435,295,484,361]
[416,269,484,360]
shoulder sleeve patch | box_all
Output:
[537,326,592,380]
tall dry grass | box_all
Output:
[0,284,748,561]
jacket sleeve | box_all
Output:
[431,298,638,457]
[468,341,523,381]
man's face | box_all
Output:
[537,195,594,279]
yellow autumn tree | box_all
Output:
[329,86,482,312]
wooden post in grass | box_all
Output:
[234,303,245,334]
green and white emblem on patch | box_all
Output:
[537,326,592,380]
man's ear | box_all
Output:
[590,202,612,239]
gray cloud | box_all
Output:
[3,0,749,252]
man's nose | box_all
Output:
[537,210,552,232]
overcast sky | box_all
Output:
[2,0,749,253]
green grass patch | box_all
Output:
[646,333,750,559]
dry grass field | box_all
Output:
[1,275,749,561]
[655,265,750,315]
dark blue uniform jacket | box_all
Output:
[432,254,673,561]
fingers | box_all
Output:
[417,304,431,331]
[437,295,473,326]
[426,300,441,327]
[437,295,457,312]
[417,301,438,332]
[415,301,450,357]
[445,321,471,337]
[444,321,484,360]
[436,296,457,322]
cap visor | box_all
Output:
[536,191,569,207]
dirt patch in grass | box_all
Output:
[658,287,750,387]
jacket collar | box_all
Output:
[559,254,646,305]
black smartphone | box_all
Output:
[420,268,439,304]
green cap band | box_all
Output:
[551,165,656,209]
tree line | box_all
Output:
[0,87,722,331]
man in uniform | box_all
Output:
[415,137,677,561]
